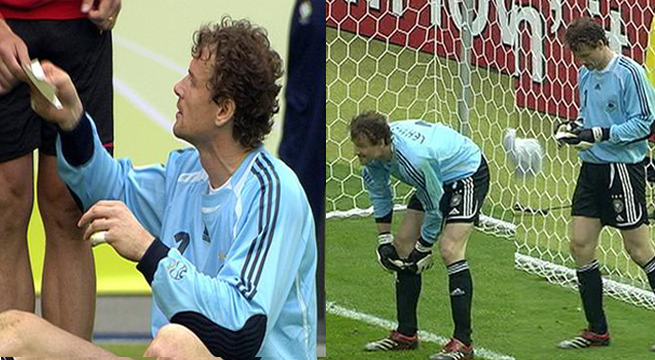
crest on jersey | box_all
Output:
[450,194,462,207]
[167,260,187,281]
[606,100,617,113]
[612,199,624,214]
[299,0,312,25]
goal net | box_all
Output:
[326,0,655,309]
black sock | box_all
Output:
[641,256,655,292]
[576,260,608,334]
[447,260,472,346]
[396,269,421,336]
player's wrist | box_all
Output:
[0,19,12,35]
[597,127,610,141]
[59,104,85,131]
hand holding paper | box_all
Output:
[25,60,84,131]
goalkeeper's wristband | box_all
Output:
[593,127,610,142]
[58,112,94,166]
[415,236,433,253]
[377,232,394,245]
[375,211,393,224]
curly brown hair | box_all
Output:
[564,17,609,52]
[192,17,284,149]
[350,111,391,145]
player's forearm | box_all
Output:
[609,118,653,143]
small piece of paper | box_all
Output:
[23,59,63,110]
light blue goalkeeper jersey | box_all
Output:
[56,115,316,359]
[362,120,481,243]
[577,53,655,164]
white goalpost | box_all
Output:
[326,0,655,309]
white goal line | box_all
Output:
[327,301,516,360]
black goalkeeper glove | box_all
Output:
[376,233,406,273]
[405,237,434,274]
[554,121,609,150]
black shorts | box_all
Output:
[0,19,114,162]
[572,161,649,229]
[407,156,490,225]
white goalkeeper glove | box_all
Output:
[375,233,406,273]
[405,237,434,274]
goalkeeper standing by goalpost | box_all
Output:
[350,111,489,360]
[556,17,655,351]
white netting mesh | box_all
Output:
[327,0,655,309]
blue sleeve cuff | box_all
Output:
[136,238,170,285]
[375,210,393,224]
[57,113,94,166]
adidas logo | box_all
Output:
[449,208,460,216]
[450,288,465,296]
[595,83,601,90]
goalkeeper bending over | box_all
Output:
[0,17,316,359]
[554,17,655,351]
[350,112,489,360]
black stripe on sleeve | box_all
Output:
[236,155,281,300]
[170,311,266,360]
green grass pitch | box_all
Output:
[327,217,655,359]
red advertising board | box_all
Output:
[327,0,655,119]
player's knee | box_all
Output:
[37,185,80,221]
[0,310,36,348]
[394,234,415,259]
[145,324,194,357]
[0,178,33,229]
[439,237,465,263]
[623,240,652,265]
[569,237,593,258]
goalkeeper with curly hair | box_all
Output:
[350,111,489,360]
[555,17,655,351]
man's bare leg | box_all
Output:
[37,154,96,340]
[394,209,423,259]
[144,324,218,359]
[620,224,654,266]
[0,309,115,357]
[0,154,35,315]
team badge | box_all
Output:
[167,260,188,281]
[612,199,624,214]
[299,0,312,25]
[606,100,617,113]
[450,194,462,208]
